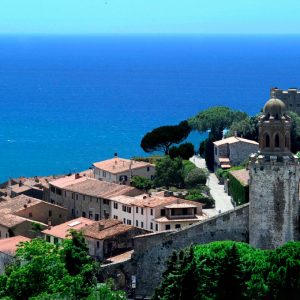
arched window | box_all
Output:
[265,134,270,148]
[275,134,280,148]
[285,134,290,149]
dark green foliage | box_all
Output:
[184,168,208,188]
[189,106,247,136]
[178,143,195,159]
[185,188,215,208]
[141,121,191,154]
[153,241,300,300]
[205,125,223,171]
[228,172,249,206]
[131,175,154,190]
[154,156,184,188]
[168,146,180,159]
[228,115,260,141]
[289,111,300,153]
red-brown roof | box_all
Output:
[0,236,30,256]
[93,157,154,174]
[229,169,250,186]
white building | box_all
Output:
[110,194,206,232]
[93,155,155,185]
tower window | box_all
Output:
[265,134,270,148]
[275,134,280,148]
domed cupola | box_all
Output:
[263,98,287,120]
[258,97,291,155]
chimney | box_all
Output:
[98,223,105,231]
[75,173,80,179]
[19,180,23,187]
[143,195,147,199]
[48,219,52,230]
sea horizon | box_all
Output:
[1,34,300,182]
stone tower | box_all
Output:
[249,97,300,249]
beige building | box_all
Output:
[110,194,206,232]
[49,174,142,220]
[42,217,147,260]
[0,236,31,274]
[93,155,155,185]
[213,136,258,169]
[0,195,68,239]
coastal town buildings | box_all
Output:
[0,236,31,274]
[42,217,147,260]
[110,194,206,232]
[0,195,67,239]
[92,154,155,185]
[213,136,258,169]
[48,174,142,220]
[271,87,300,115]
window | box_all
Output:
[113,215,118,220]
[161,209,165,216]
[265,134,270,148]
[64,191,66,197]
[97,198,99,203]
[147,166,150,172]
[150,209,153,216]
[29,212,32,218]
[50,186,55,193]
[72,193,74,200]
[89,211,93,219]
[72,209,74,216]
[76,194,78,200]
[155,224,158,231]
[136,220,138,226]
[182,208,188,215]
[95,214,99,221]
[150,223,153,230]
[97,241,100,248]
[83,195,85,201]
[127,207,131,213]
[141,208,144,215]
[114,202,118,209]
[136,207,138,213]
[141,222,144,228]
[90,196,92,202]
[59,214,62,218]
[123,218,126,224]
[165,224,171,230]
[54,237,58,244]
[46,235,50,242]
[102,171,106,177]
[122,205,126,212]
[103,199,109,205]
[175,224,181,229]
[56,188,62,196]
[82,211,86,217]
[127,219,132,225]
[48,210,52,217]
[275,134,280,147]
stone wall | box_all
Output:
[102,204,249,298]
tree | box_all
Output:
[228,115,260,141]
[289,111,300,153]
[178,143,195,160]
[141,121,191,154]
[169,146,180,159]
[189,106,247,137]
[154,156,184,188]
[205,125,223,171]
[131,176,154,191]
[184,168,208,188]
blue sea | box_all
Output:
[0,35,300,182]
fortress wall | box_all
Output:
[132,203,249,297]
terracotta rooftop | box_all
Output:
[155,214,207,223]
[0,236,31,256]
[42,217,95,239]
[213,137,258,146]
[83,220,135,240]
[111,194,179,208]
[229,169,250,186]
[0,214,27,228]
[93,157,154,174]
[49,174,88,189]
[64,178,139,198]
[42,218,136,241]
[0,195,65,215]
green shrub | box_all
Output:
[184,168,208,188]
[131,176,154,190]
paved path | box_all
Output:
[190,156,234,214]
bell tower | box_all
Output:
[249,97,300,249]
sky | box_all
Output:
[0,0,300,35]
